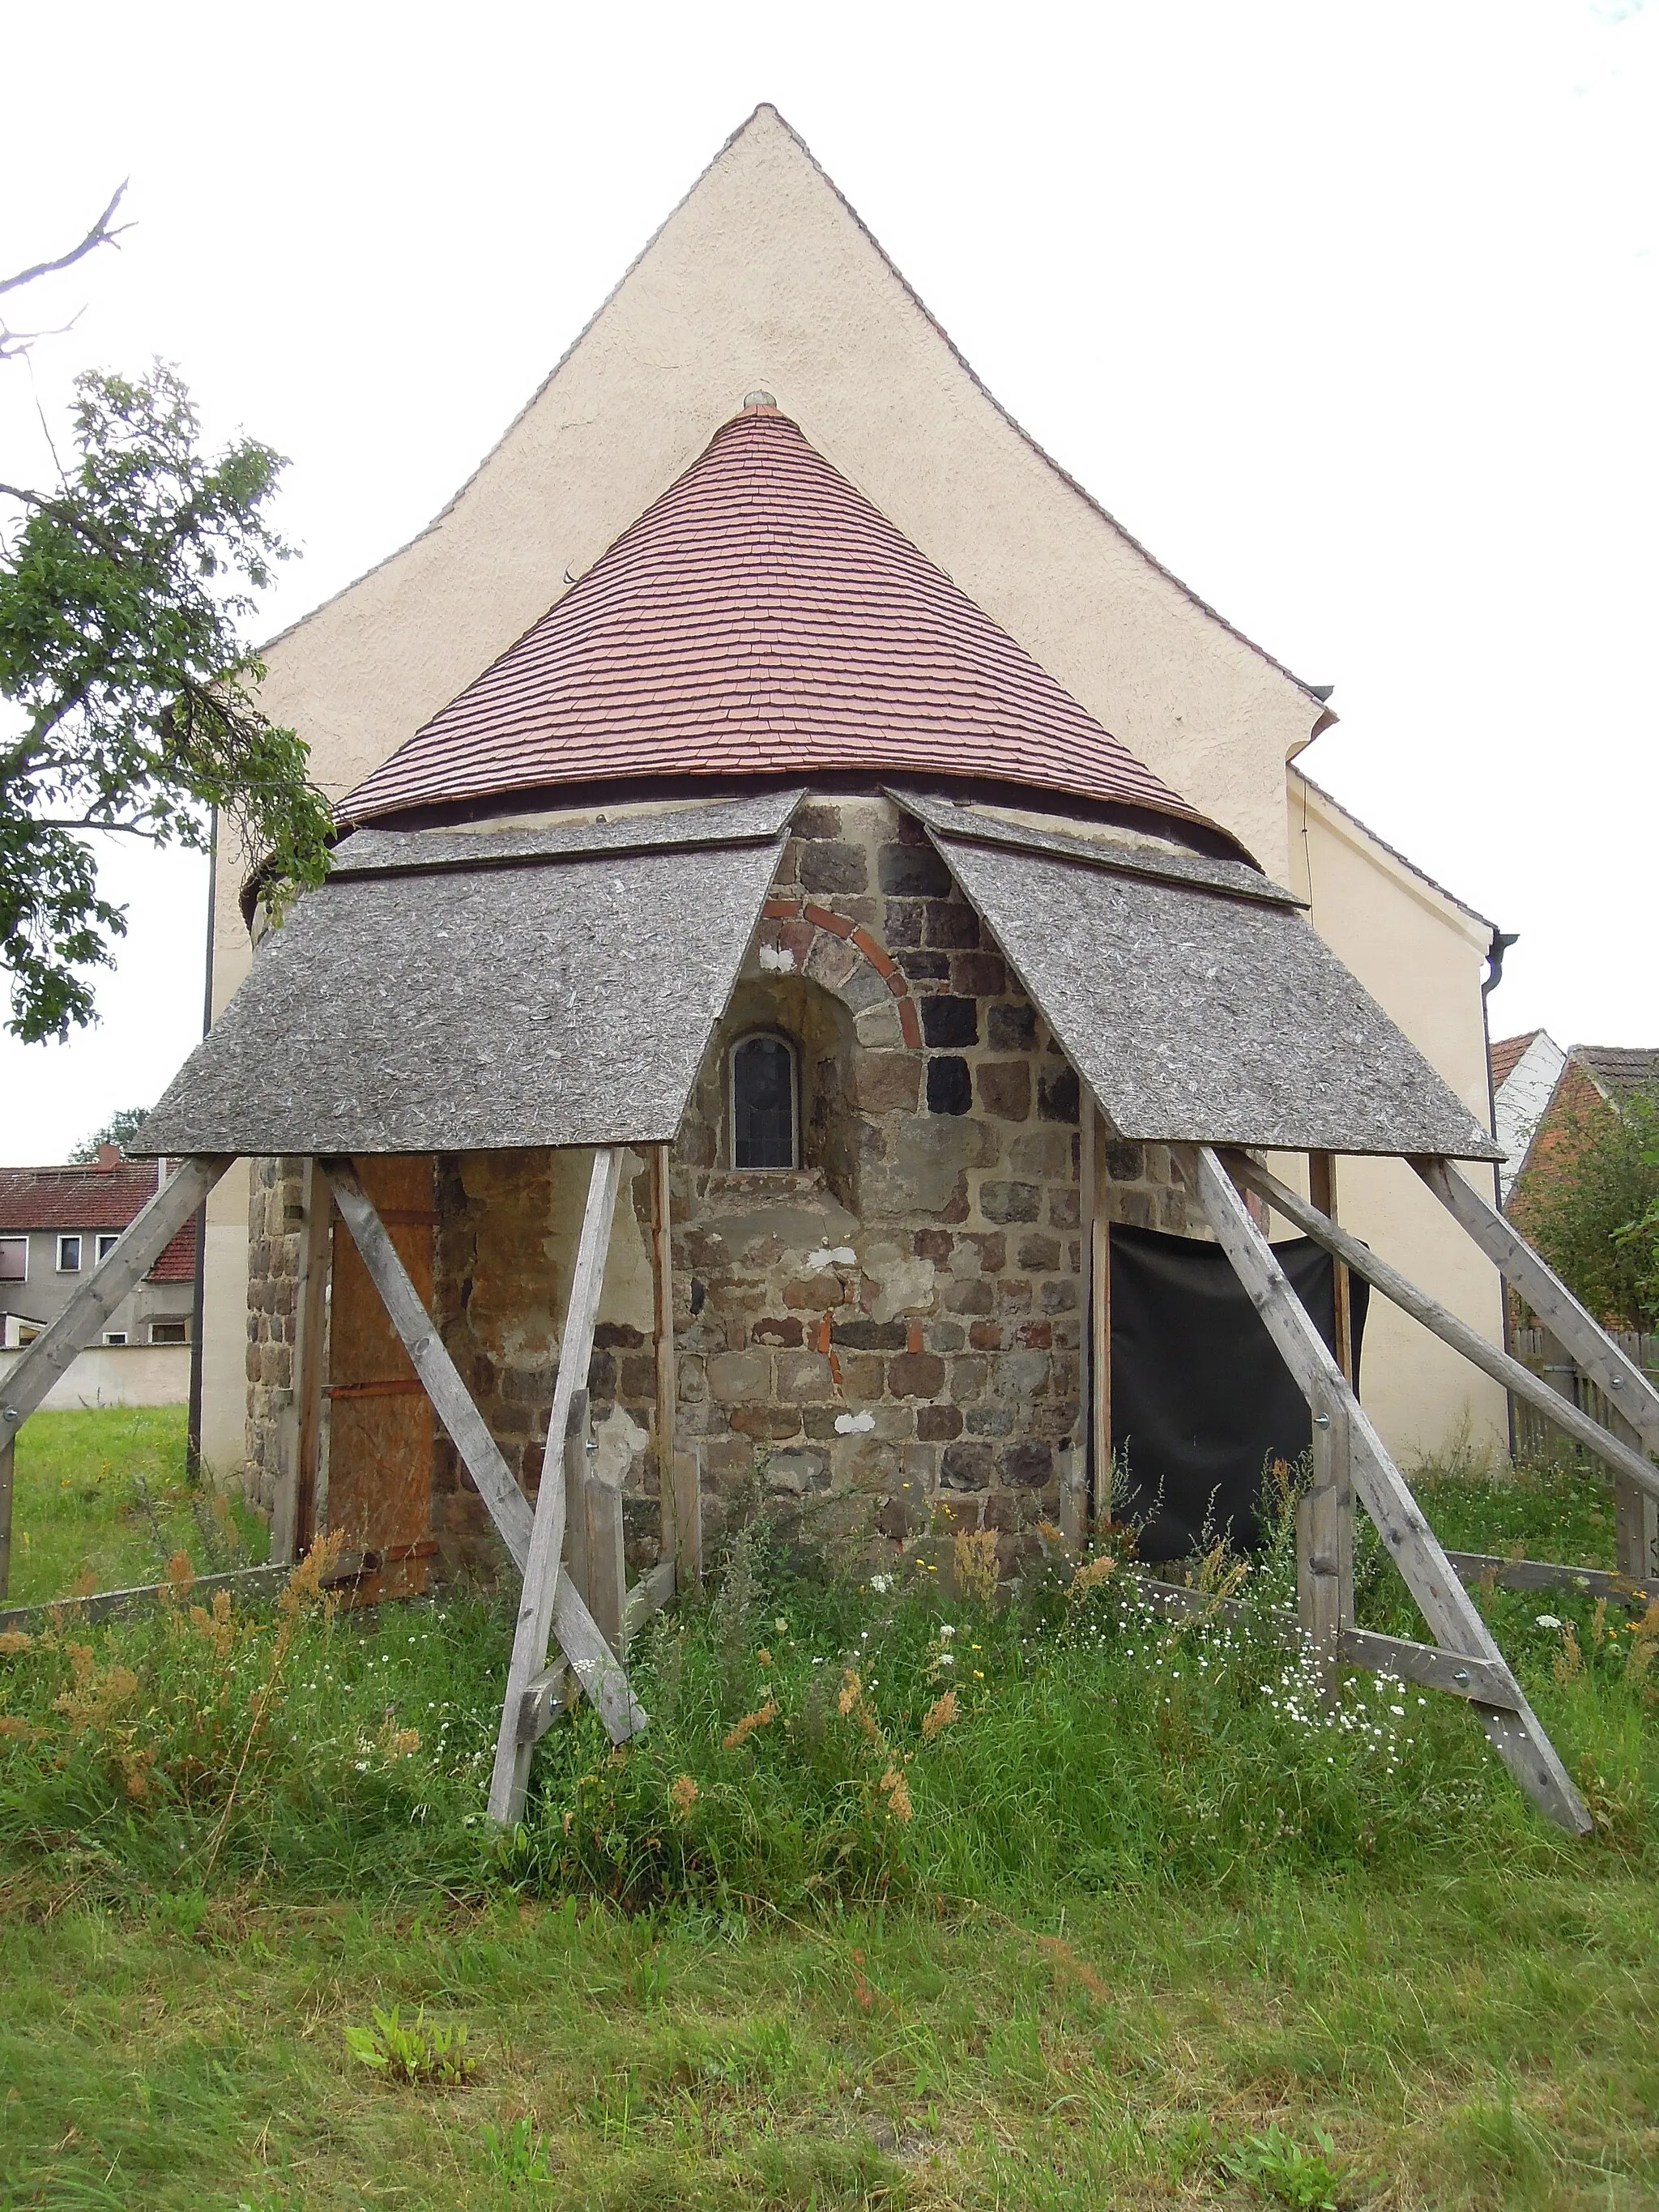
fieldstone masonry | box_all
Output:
[240,794,1193,1588]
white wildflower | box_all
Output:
[1535,1613,1563,1631]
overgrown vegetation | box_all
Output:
[1512,1085,1659,1331]
[6,1404,267,1606]
[1,1446,1656,2204]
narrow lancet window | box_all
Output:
[730,1032,799,1170]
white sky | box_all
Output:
[2,0,1654,1163]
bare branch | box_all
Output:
[0,182,131,299]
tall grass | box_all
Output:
[2,1477,1654,1916]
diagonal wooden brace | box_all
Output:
[1414,1156,1659,1455]
[320,1158,642,1754]
[488,1147,643,1828]
[1175,1144,1590,1835]
[1226,1150,1659,1504]
[0,1155,232,1600]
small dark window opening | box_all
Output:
[730,1032,799,1170]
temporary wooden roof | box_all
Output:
[135,796,798,1158]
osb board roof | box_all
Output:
[135,833,787,1157]
[339,408,1209,832]
[888,786,1299,909]
[927,829,1501,1159]
[329,789,802,879]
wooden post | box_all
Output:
[275,1159,332,1563]
[1297,1397,1349,1701]
[1306,1152,1354,1630]
[1226,1150,1659,1507]
[1308,1153,1352,1381]
[1178,1142,1590,1835]
[1414,1156,1659,1455]
[1068,1101,1096,1549]
[1610,1406,1659,1590]
[652,1144,697,1586]
[584,1431,628,1658]
[489,1148,642,1829]
[562,1391,591,1605]
[0,1155,233,1599]
[322,1157,642,1745]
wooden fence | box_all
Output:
[1512,1328,1659,1467]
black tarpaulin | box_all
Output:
[1108,1224,1370,1558]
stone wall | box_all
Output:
[243,1155,305,1520]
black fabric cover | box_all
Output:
[1108,1224,1369,1558]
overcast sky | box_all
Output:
[2,0,1653,1163]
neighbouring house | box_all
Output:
[1494,1038,1659,1219]
[0,1147,196,1353]
[143,104,1521,1575]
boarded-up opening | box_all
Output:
[324,1155,437,1600]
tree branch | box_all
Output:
[0,183,131,299]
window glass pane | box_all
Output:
[58,1236,82,1271]
[732,1035,796,1170]
[96,1234,120,1260]
[150,1320,188,1345]
[0,1239,25,1282]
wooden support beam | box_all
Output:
[653,1144,697,1588]
[1298,1397,1350,1699]
[583,1419,628,1658]
[1444,1549,1657,1605]
[1225,1150,1659,1506]
[1308,1153,1353,1381]
[278,1159,332,1564]
[1176,1143,1590,1835]
[624,1558,677,1643]
[0,1155,232,1600]
[517,1660,574,1745]
[322,1159,534,1562]
[562,1392,591,1605]
[1414,1155,1659,1455]
[489,1149,644,1829]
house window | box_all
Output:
[96,1233,120,1262]
[149,1319,189,1345]
[0,1238,24,1283]
[729,1032,799,1170]
[102,1331,128,1346]
[57,1234,83,1272]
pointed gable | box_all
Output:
[255,107,1324,883]
[343,407,1205,829]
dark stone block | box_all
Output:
[943,1277,994,1314]
[977,1061,1030,1121]
[1001,1439,1054,1487]
[888,1351,946,1398]
[966,1406,1016,1436]
[586,1350,617,1396]
[793,802,842,839]
[752,1315,804,1346]
[800,841,868,894]
[916,1403,963,1441]
[1037,1068,1081,1124]
[927,1055,973,1115]
[593,1321,646,1349]
[913,1228,954,1263]
[877,1495,924,1540]
[953,952,1006,997]
[921,995,979,1048]
[830,1318,907,1351]
[980,1180,1040,1223]
[1048,1187,1081,1230]
[926,1320,966,1353]
[1040,1277,1079,1314]
[923,901,981,949]
[940,1439,996,1490]
[878,843,954,897]
[987,1002,1038,1052]
[898,948,951,983]
[1017,1233,1060,1270]
[885,900,926,947]
[1105,1138,1145,1183]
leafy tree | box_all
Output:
[1512,1086,1659,1332]
[68,1106,149,1163]
[0,193,333,1043]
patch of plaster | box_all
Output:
[834,1410,876,1434]
[591,1404,650,1490]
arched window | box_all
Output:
[729,1031,799,1170]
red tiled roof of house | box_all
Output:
[1490,1031,1541,1090]
[0,1159,197,1283]
[341,407,1209,831]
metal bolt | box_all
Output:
[1610,1376,1623,1389]
[1454,1668,1470,1687]
[1313,1413,1332,1429]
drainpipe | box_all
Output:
[186,812,217,1477]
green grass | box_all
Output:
[6,1406,268,1607]
[0,1452,1654,2206]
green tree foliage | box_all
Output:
[1513,1087,1659,1332]
[1,361,333,1042]
[67,1105,149,1162]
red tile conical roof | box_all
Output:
[341,407,1206,829]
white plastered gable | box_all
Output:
[254,105,1322,884]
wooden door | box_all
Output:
[324,1155,437,1600]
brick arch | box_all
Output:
[757,894,923,1048]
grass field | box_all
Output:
[5,1406,268,1607]
[0,1421,1654,2210]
